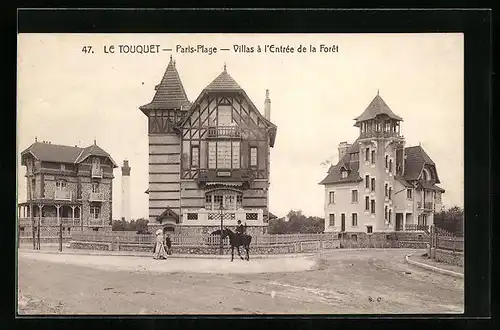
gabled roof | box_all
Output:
[156,206,179,222]
[354,93,403,125]
[319,140,363,185]
[177,65,278,147]
[402,145,437,182]
[139,56,190,113]
[268,212,278,220]
[75,143,118,167]
[205,65,242,91]
[21,141,117,167]
[418,181,445,193]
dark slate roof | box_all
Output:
[319,140,363,185]
[21,142,83,164]
[395,175,413,188]
[402,145,436,181]
[354,93,403,125]
[268,212,278,220]
[75,144,118,167]
[140,57,190,112]
[419,181,445,193]
[205,66,242,91]
[21,141,117,167]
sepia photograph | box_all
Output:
[17,32,465,315]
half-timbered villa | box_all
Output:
[140,58,277,235]
[18,139,117,239]
[319,92,445,234]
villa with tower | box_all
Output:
[319,92,445,234]
[140,57,277,235]
[18,139,117,240]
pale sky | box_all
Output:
[17,33,464,219]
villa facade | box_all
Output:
[319,93,445,234]
[140,58,277,235]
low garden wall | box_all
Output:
[69,239,341,254]
[428,247,464,267]
[337,232,428,249]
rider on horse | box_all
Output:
[235,220,246,237]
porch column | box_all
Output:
[403,212,406,231]
[30,203,35,250]
[71,206,76,226]
[79,206,83,231]
[56,204,61,226]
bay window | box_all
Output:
[208,141,241,170]
[205,191,243,210]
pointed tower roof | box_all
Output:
[354,92,403,126]
[140,56,190,113]
[204,64,242,91]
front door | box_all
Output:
[395,213,403,231]
[341,213,346,232]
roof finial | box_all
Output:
[377,89,379,96]
[94,138,96,145]
[224,62,227,72]
[35,136,37,142]
[170,54,173,61]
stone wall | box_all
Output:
[431,248,464,267]
[336,232,428,249]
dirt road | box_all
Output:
[17,249,463,315]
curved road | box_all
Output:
[17,248,463,314]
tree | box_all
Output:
[267,210,325,234]
[434,205,464,235]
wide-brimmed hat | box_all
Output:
[155,229,163,235]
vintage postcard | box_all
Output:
[17,33,464,315]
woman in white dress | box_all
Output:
[153,229,167,260]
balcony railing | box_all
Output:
[54,189,72,201]
[417,201,434,210]
[88,219,107,226]
[207,126,241,138]
[18,217,82,226]
[405,224,429,232]
[91,167,103,178]
[89,192,105,202]
[182,208,264,224]
[359,131,402,139]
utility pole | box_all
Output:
[219,200,224,255]
[59,222,63,252]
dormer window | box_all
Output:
[341,169,348,179]
[422,168,431,181]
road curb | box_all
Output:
[405,254,463,279]
[18,249,317,260]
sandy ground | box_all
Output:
[17,248,464,315]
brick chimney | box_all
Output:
[264,89,271,121]
[338,141,351,161]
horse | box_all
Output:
[210,227,252,262]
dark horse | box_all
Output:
[211,228,252,261]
